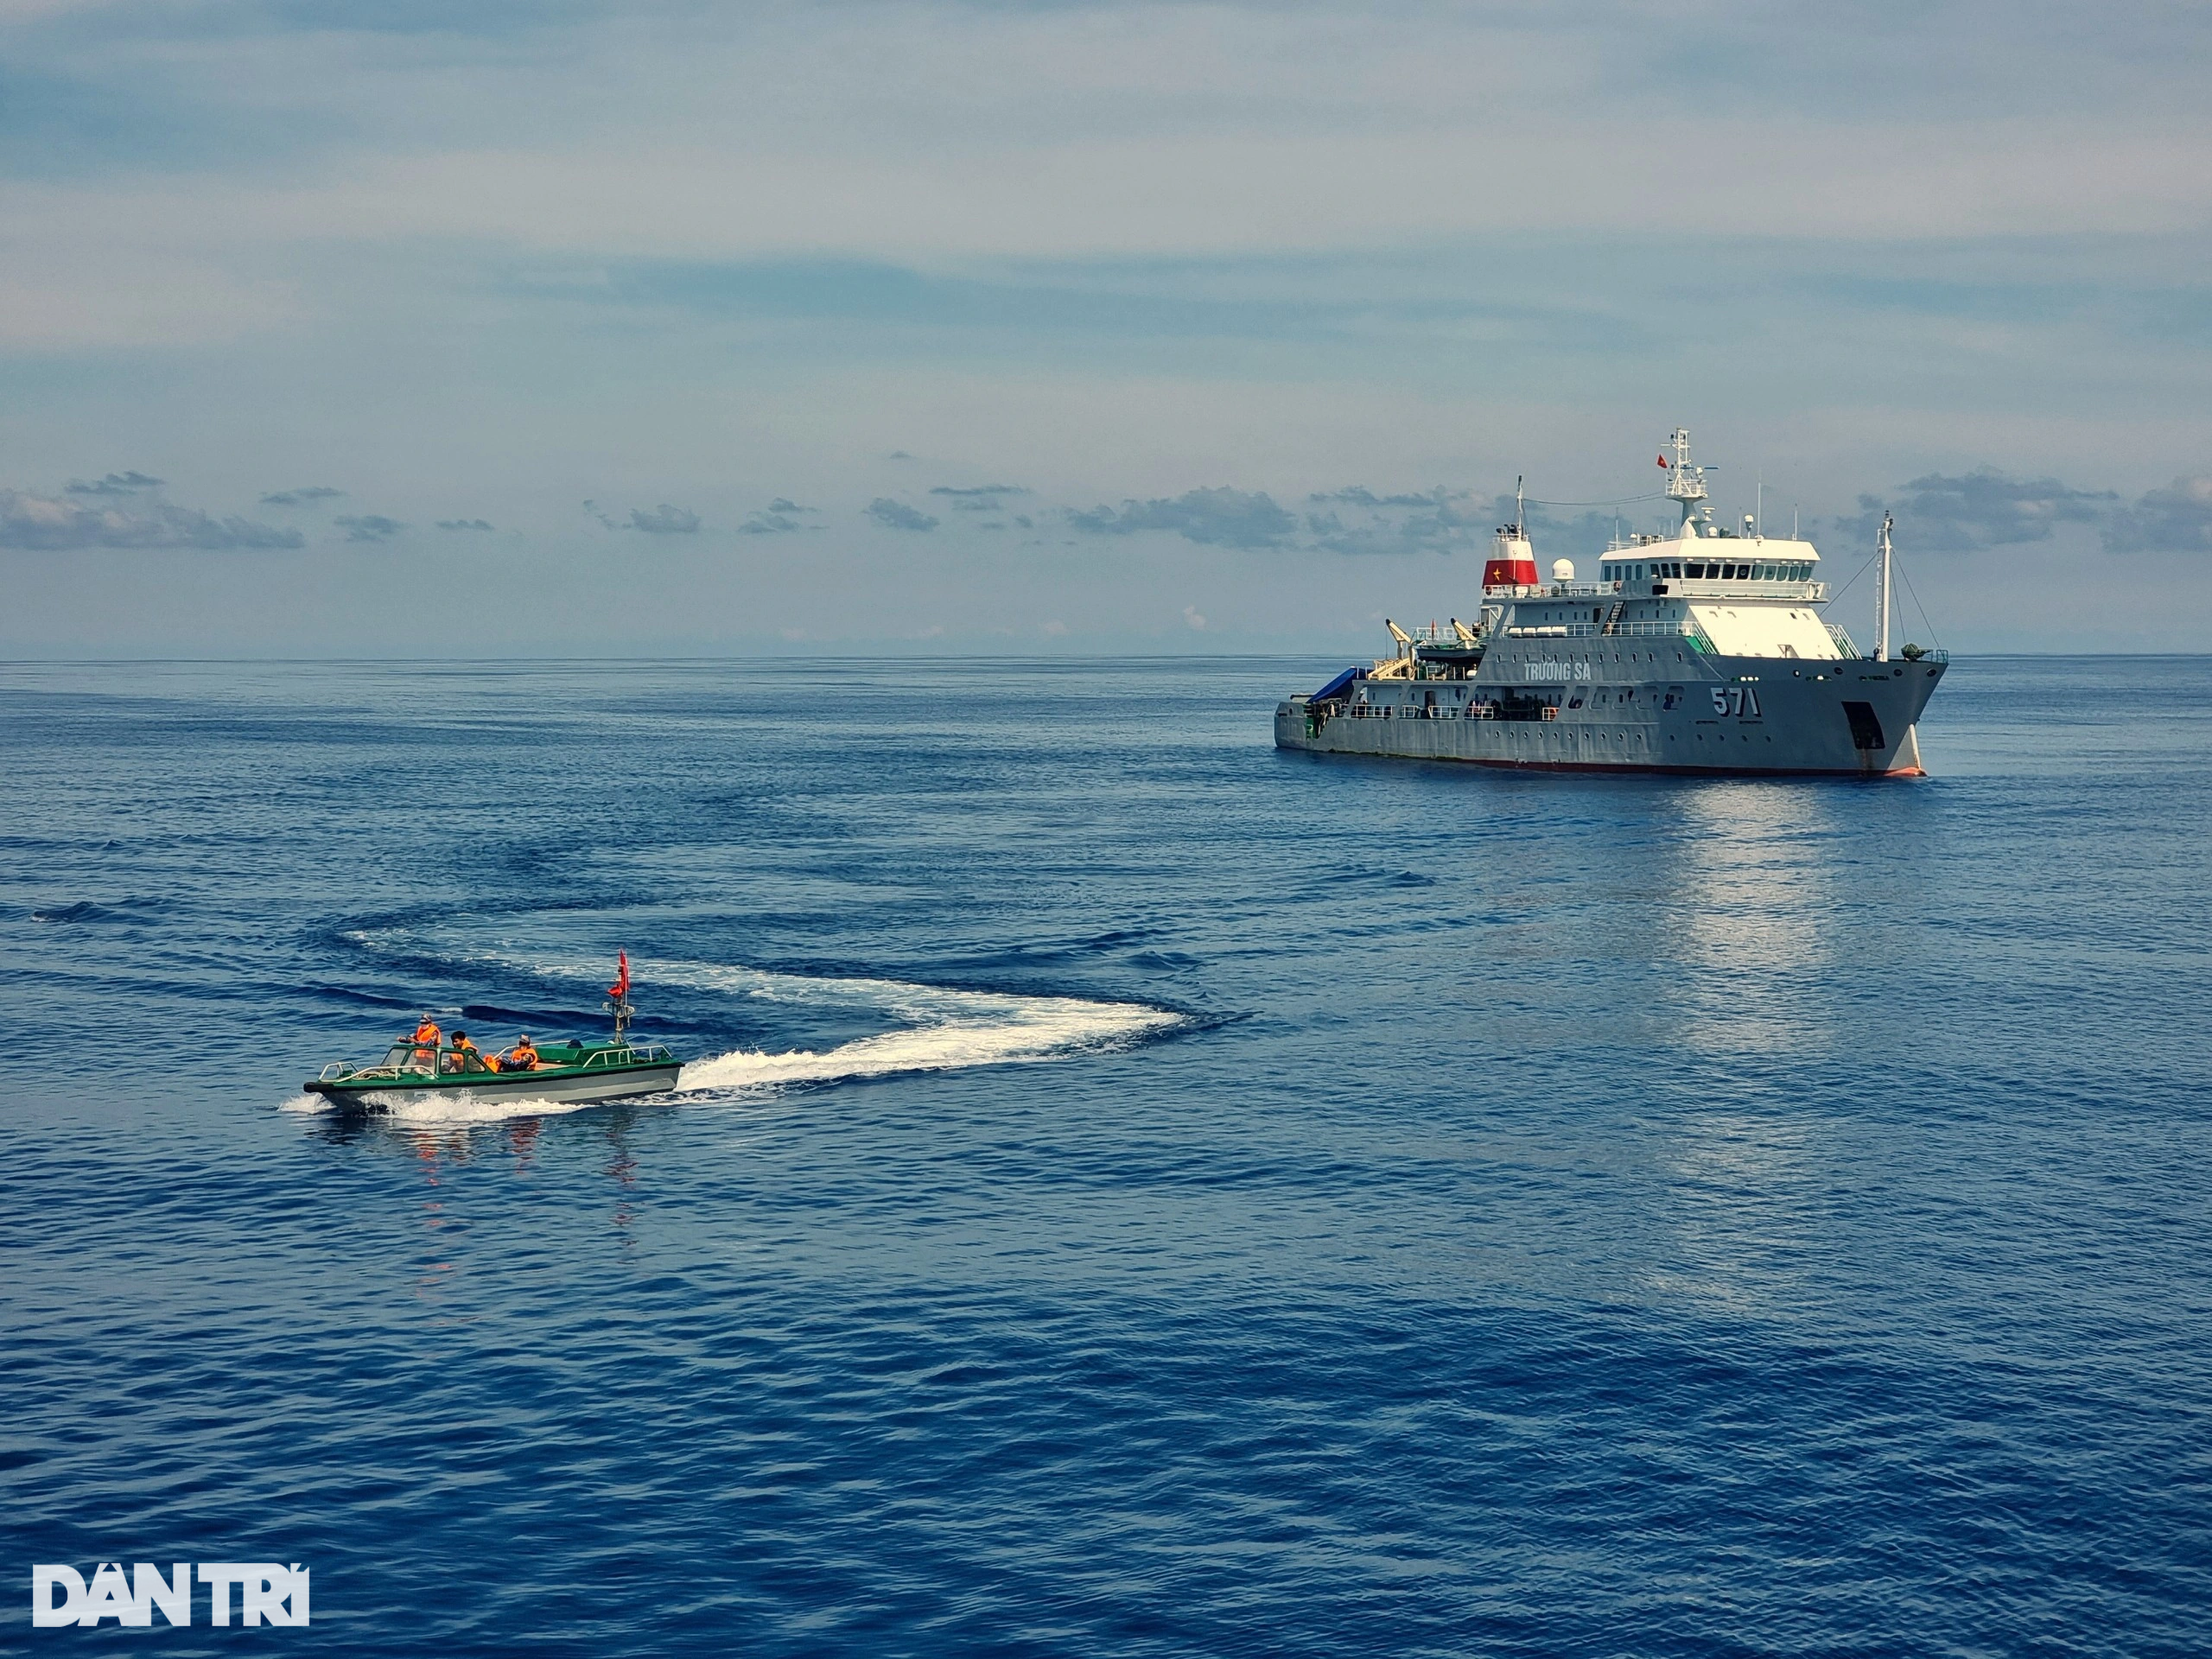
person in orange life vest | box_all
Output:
[450,1031,493,1073]
[505,1035,540,1071]
[410,1017,442,1071]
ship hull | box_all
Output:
[305,1061,683,1110]
[1276,655,1944,776]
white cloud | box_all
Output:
[628,503,701,534]
[2107,476,2212,555]
[0,486,302,549]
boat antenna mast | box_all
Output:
[1664,427,1707,531]
[604,950,634,1043]
[1875,512,1893,662]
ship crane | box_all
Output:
[1366,618,1418,678]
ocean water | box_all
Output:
[3,655,2209,1656]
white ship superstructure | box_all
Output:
[1275,431,1946,775]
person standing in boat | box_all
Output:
[410,1016,442,1071]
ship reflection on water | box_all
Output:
[312,1103,658,1267]
[1659,778,1850,1065]
[1632,777,1916,1317]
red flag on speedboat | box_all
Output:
[610,950,630,1000]
[1657,454,1669,467]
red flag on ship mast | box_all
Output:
[610,950,630,1000]
[1657,454,1669,468]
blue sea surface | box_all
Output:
[3,655,2209,1656]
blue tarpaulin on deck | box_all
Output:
[1312,666,1360,702]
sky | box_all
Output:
[3,0,2209,657]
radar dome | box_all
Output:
[1551,558,1575,581]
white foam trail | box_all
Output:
[677,989,1176,1092]
[277,1084,597,1124]
[596,958,1179,1093]
[365,1090,599,1125]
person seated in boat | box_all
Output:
[410,1017,442,1071]
[504,1035,540,1071]
[448,1031,493,1073]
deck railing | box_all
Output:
[1505,619,1717,645]
[579,1045,676,1069]
[320,1041,675,1081]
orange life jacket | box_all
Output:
[413,1020,442,1046]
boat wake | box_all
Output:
[675,978,1178,1092]
[280,1088,602,1124]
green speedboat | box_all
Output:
[305,953,682,1110]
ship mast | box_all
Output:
[1484,474,1538,594]
[1664,428,1707,531]
[1876,512,1893,662]
[604,950,634,1043]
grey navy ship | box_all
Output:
[1276,430,1945,776]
